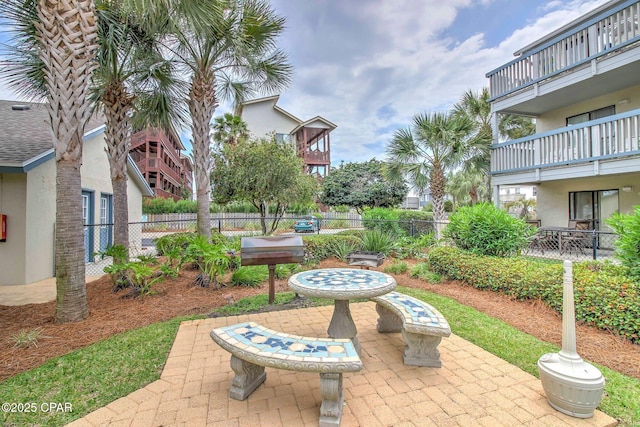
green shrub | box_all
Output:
[184,236,233,287]
[396,210,435,236]
[392,233,437,259]
[409,262,441,283]
[428,246,640,343]
[362,229,396,255]
[384,261,408,275]
[444,203,533,257]
[143,197,197,214]
[606,205,640,280]
[329,238,362,261]
[325,218,349,229]
[422,200,453,213]
[302,235,362,265]
[154,232,196,256]
[210,201,259,213]
[230,266,269,287]
[362,207,404,236]
[335,229,366,239]
[275,263,301,279]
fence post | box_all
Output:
[592,230,597,260]
[410,219,415,238]
[218,219,222,233]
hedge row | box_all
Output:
[428,246,640,343]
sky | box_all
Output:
[0,0,610,165]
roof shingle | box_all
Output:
[0,100,105,166]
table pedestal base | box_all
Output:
[327,300,360,353]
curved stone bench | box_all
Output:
[210,321,363,427]
[371,291,451,367]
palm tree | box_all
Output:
[159,0,292,239]
[386,112,474,222]
[92,1,186,260]
[452,88,535,204]
[0,0,99,322]
[212,113,248,146]
[446,169,490,207]
[453,88,492,173]
[499,114,536,140]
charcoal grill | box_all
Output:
[346,251,385,269]
[241,236,304,303]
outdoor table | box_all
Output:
[288,268,396,353]
[538,226,573,253]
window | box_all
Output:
[566,106,615,125]
[275,133,291,144]
[569,189,619,231]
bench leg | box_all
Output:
[319,372,343,427]
[229,355,266,400]
[375,303,402,333]
[402,330,443,367]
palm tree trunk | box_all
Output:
[55,159,88,322]
[430,165,447,222]
[103,81,132,261]
[188,71,217,240]
[36,0,98,323]
[111,177,129,259]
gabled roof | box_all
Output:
[240,95,337,135]
[291,116,337,134]
[0,99,105,170]
[240,94,303,124]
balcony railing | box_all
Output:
[487,0,640,100]
[491,109,640,173]
[135,157,183,186]
[302,150,330,164]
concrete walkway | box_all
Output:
[0,276,102,306]
[67,303,616,427]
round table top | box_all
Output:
[288,268,396,300]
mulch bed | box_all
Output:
[1,258,638,382]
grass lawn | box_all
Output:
[1,289,638,426]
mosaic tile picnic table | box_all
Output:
[289,268,396,353]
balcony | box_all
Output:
[487,1,640,114]
[491,109,640,183]
[301,150,330,164]
[134,157,183,187]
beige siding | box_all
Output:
[536,84,640,132]
[24,159,56,284]
[1,130,147,286]
[0,173,28,285]
[536,173,640,228]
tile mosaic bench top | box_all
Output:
[372,292,451,337]
[289,268,396,300]
[210,322,363,373]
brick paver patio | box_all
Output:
[67,302,617,426]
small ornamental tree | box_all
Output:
[211,137,317,235]
[320,159,408,214]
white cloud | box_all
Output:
[0,0,613,164]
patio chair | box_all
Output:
[560,221,591,255]
[527,221,552,253]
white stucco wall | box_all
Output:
[242,101,300,138]
[535,173,640,228]
[0,173,28,285]
[536,84,640,132]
